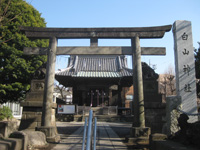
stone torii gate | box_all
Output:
[21,25,171,142]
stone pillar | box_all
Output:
[109,88,112,106]
[132,36,145,128]
[42,37,57,126]
[82,91,86,105]
[37,37,60,142]
[118,85,122,107]
[127,36,150,145]
[90,38,98,47]
[173,20,198,122]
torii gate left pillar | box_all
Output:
[36,37,60,142]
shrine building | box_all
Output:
[55,55,132,108]
[55,55,160,111]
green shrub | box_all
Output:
[0,106,13,121]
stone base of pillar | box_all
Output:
[126,127,151,145]
[36,126,60,143]
[149,133,167,150]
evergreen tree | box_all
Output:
[0,0,48,103]
[195,42,200,78]
[195,42,200,98]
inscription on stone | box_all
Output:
[35,83,44,90]
[183,65,190,75]
[31,80,45,92]
[184,84,191,92]
[173,20,198,122]
[182,49,189,55]
[181,32,188,40]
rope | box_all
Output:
[176,107,200,116]
[170,98,200,116]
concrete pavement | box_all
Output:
[50,122,132,150]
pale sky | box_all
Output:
[26,0,200,74]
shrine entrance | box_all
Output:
[87,88,106,107]
[20,24,172,142]
[20,21,198,143]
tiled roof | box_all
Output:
[75,71,120,78]
[55,55,133,78]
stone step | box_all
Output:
[0,138,23,150]
[126,136,149,145]
[74,114,133,122]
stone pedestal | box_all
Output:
[145,102,166,134]
[36,126,60,143]
[149,133,167,150]
[19,80,45,131]
[126,127,151,145]
[19,80,57,133]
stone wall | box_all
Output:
[145,103,166,133]
[143,80,166,133]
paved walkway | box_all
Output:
[50,122,132,150]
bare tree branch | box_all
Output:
[0,0,21,44]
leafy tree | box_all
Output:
[195,42,200,78]
[0,0,48,103]
[0,106,13,120]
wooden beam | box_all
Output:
[20,25,172,39]
[23,46,166,55]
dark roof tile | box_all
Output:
[55,55,133,78]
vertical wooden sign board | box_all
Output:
[173,20,198,122]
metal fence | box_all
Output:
[82,110,97,150]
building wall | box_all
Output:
[0,102,23,119]
[72,81,126,107]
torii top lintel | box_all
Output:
[20,25,172,39]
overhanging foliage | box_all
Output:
[0,0,48,103]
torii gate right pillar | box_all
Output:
[127,36,151,144]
